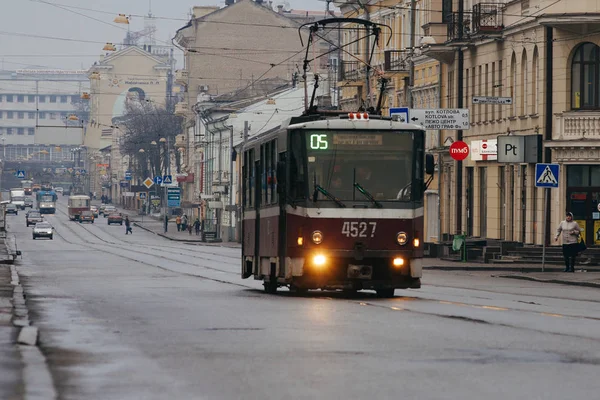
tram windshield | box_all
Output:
[290,130,424,204]
[69,198,90,208]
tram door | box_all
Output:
[567,190,600,246]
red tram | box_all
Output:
[241,113,434,297]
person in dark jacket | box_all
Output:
[125,216,132,235]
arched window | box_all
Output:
[521,50,528,115]
[572,43,600,109]
[510,52,517,117]
[532,47,539,115]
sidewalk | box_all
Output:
[0,265,23,399]
[422,258,600,289]
[132,220,242,248]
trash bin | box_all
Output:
[452,234,467,262]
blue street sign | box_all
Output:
[153,176,163,185]
[125,171,132,181]
[535,163,559,188]
[167,187,181,207]
[139,192,147,200]
[162,175,173,185]
[15,170,25,179]
[389,107,409,123]
[79,169,87,174]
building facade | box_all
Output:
[0,70,88,147]
[422,0,600,247]
[85,46,172,198]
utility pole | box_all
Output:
[229,125,234,242]
[408,0,417,109]
[456,0,465,235]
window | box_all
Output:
[17,95,24,103]
[60,95,68,103]
[521,50,528,115]
[6,111,13,119]
[28,112,35,119]
[28,95,35,103]
[510,53,517,117]
[7,128,13,135]
[6,95,13,102]
[0,111,2,119]
[571,43,600,109]
[39,112,46,119]
[49,113,57,120]
[50,95,57,103]
[17,128,24,135]
[532,47,539,114]
[28,128,35,135]
[18,112,24,119]
[39,95,45,103]
[71,95,78,103]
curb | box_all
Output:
[496,274,600,289]
[424,266,569,273]
[11,265,57,398]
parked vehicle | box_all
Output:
[107,213,123,225]
[26,211,44,227]
[79,210,94,223]
[32,222,53,240]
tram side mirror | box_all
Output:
[276,161,286,194]
[425,154,435,175]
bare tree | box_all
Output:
[116,100,183,179]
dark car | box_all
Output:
[5,204,18,215]
[79,210,94,223]
[62,188,71,196]
[26,211,44,227]
[24,197,34,208]
[107,213,123,225]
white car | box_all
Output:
[54,187,64,194]
[32,222,54,240]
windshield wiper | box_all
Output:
[313,185,346,208]
[354,182,382,208]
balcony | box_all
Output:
[383,50,409,76]
[338,60,364,87]
[446,13,472,44]
[175,102,189,116]
[175,70,188,85]
[472,3,504,35]
[553,111,600,142]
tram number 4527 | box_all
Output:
[341,221,377,238]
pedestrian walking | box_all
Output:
[164,214,169,233]
[176,215,182,232]
[188,223,193,235]
[125,216,133,235]
[194,218,201,236]
[555,212,581,272]
[182,214,188,231]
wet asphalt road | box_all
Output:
[9,198,600,400]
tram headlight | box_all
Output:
[312,230,323,244]
[413,238,420,248]
[396,232,408,246]
[313,254,326,267]
[393,257,405,267]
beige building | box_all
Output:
[173,0,326,209]
[421,0,600,247]
[85,46,172,197]
[336,0,443,242]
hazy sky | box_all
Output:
[0,0,333,71]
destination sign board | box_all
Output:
[409,109,470,130]
[333,134,383,146]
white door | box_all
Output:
[426,191,440,242]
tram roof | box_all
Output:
[286,118,425,132]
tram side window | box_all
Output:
[269,140,278,204]
[244,149,255,209]
[289,132,306,199]
[413,134,425,202]
[260,145,266,206]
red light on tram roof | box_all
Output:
[348,112,369,120]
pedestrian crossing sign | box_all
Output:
[535,163,559,188]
